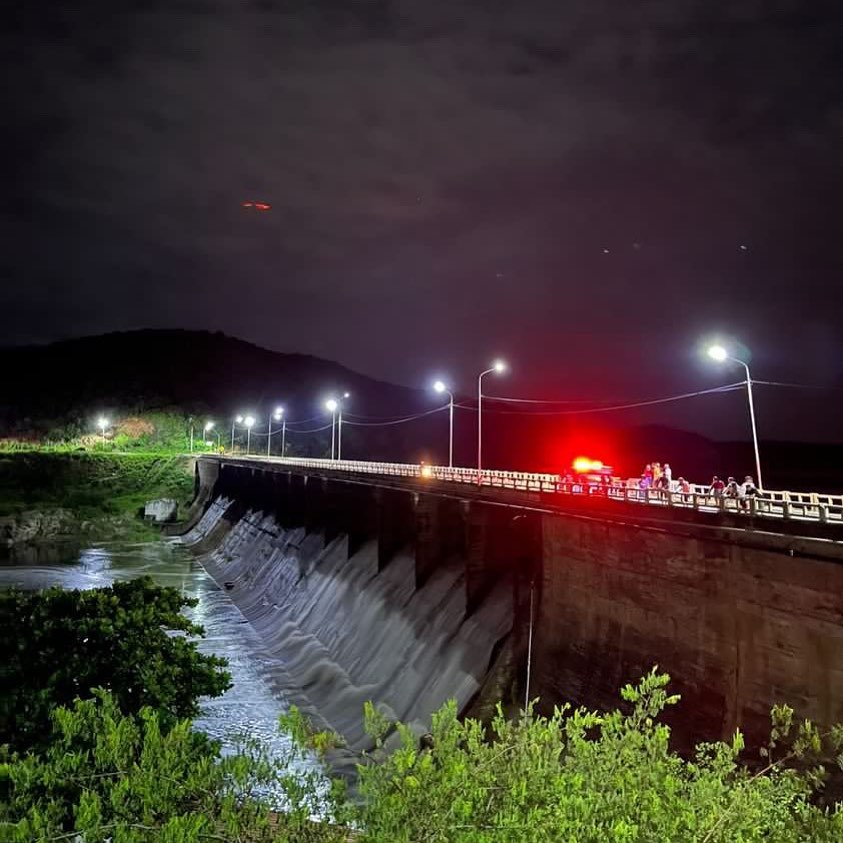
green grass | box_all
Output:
[0,452,195,521]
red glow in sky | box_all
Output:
[241,201,271,211]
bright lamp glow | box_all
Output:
[708,345,729,362]
[273,407,284,420]
[204,421,214,432]
[235,415,244,423]
[244,416,256,428]
[343,392,350,399]
[325,399,338,413]
[492,359,507,373]
[433,380,447,393]
[573,456,603,474]
[97,417,108,428]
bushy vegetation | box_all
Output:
[2,580,841,842]
[0,452,194,519]
[339,676,843,842]
[0,411,218,454]
[0,578,230,754]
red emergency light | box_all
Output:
[241,201,271,211]
[572,456,604,474]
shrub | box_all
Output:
[0,578,231,754]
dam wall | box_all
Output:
[532,512,843,748]
[184,458,843,751]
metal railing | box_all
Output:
[225,456,843,526]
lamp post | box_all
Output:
[707,344,763,490]
[189,418,195,453]
[325,399,338,460]
[338,392,350,460]
[477,360,507,482]
[204,420,220,450]
[433,380,454,468]
[325,392,350,460]
[244,416,256,455]
[97,416,109,447]
[231,415,243,452]
[268,407,284,457]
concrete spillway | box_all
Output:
[180,497,512,749]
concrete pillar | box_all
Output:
[464,502,493,616]
[415,494,444,589]
[196,457,220,504]
[287,473,307,528]
[464,504,541,618]
[303,474,325,541]
[322,479,344,546]
[376,487,415,571]
[323,481,374,553]
[345,485,377,559]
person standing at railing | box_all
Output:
[740,475,759,511]
[724,478,741,508]
[709,475,725,497]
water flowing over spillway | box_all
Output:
[182,498,513,749]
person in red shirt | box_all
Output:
[709,475,725,496]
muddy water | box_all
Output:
[0,538,319,775]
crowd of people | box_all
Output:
[634,462,761,509]
[559,461,762,511]
[706,474,759,500]
[637,462,687,492]
[636,463,758,498]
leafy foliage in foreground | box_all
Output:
[3,605,842,843]
[346,673,842,841]
[0,691,348,843]
[4,672,841,842]
[0,578,230,754]
[314,670,843,843]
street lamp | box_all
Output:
[338,392,350,460]
[433,380,454,468]
[97,416,109,446]
[231,415,243,452]
[204,421,219,450]
[244,415,256,455]
[707,344,763,490]
[268,406,284,457]
[325,392,350,460]
[477,360,507,482]
[325,399,338,460]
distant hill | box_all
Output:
[1,330,839,491]
[0,329,424,422]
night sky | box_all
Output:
[3,2,843,441]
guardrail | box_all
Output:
[224,456,843,526]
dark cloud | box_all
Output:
[2,0,842,440]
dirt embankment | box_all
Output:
[0,452,195,547]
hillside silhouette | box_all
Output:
[1,330,839,491]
